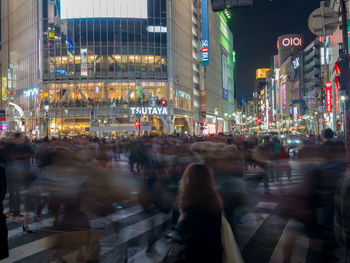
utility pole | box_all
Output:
[340,0,350,148]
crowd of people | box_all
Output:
[0,128,349,262]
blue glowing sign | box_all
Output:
[55,69,69,76]
[201,0,209,66]
[23,86,39,98]
[66,36,74,51]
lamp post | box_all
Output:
[43,100,50,139]
[214,108,218,134]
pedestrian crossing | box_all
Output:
[1,199,320,263]
[1,168,344,263]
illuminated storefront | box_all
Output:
[2,0,231,137]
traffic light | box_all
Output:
[161,99,167,106]
[335,54,350,90]
[134,120,140,129]
[211,0,253,12]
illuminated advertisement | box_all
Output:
[23,86,39,98]
[276,80,279,113]
[220,15,228,39]
[336,86,339,113]
[256,68,269,79]
[80,48,88,77]
[326,82,332,113]
[348,20,350,55]
[277,34,303,65]
[222,47,228,100]
[2,77,7,101]
[60,0,148,19]
[291,55,301,100]
[277,34,303,50]
[281,82,286,110]
[201,0,209,66]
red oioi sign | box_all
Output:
[326,81,332,113]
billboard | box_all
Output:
[60,0,148,19]
[281,82,286,110]
[278,35,302,50]
[222,47,228,100]
[277,34,303,65]
[326,81,332,113]
[81,48,88,77]
[256,68,269,79]
[201,0,209,66]
[291,55,301,100]
[2,77,7,101]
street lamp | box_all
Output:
[214,109,218,134]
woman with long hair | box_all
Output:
[174,163,223,263]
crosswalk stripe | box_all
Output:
[269,219,309,263]
[127,238,172,263]
[236,212,269,250]
[256,202,278,210]
[3,204,145,262]
[56,213,171,263]
[7,204,142,241]
[128,211,270,263]
[2,235,56,263]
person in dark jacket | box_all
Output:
[174,163,223,263]
[0,165,9,260]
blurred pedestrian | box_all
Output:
[0,165,8,260]
[4,133,32,218]
[334,168,350,263]
[165,163,223,263]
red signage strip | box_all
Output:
[326,82,332,113]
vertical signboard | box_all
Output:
[201,0,209,66]
[81,48,88,77]
[326,81,332,113]
[348,20,350,55]
[222,47,228,100]
[2,77,7,101]
[336,86,339,113]
[0,110,5,121]
[291,55,301,100]
[281,82,286,110]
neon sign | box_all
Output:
[326,81,332,113]
[282,37,302,47]
[292,57,300,69]
[201,0,209,66]
[129,107,169,116]
[23,87,39,98]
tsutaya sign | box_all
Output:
[130,106,169,116]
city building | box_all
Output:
[302,40,322,133]
[1,0,236,137]
[255,68,269,127]
[323,0,349,133]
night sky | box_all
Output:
[229,0,322,100]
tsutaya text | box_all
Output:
[130,107,169,116]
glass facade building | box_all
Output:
[1,0,235,137]
[44,0,169,136]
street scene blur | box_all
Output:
[1,0,350,262]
